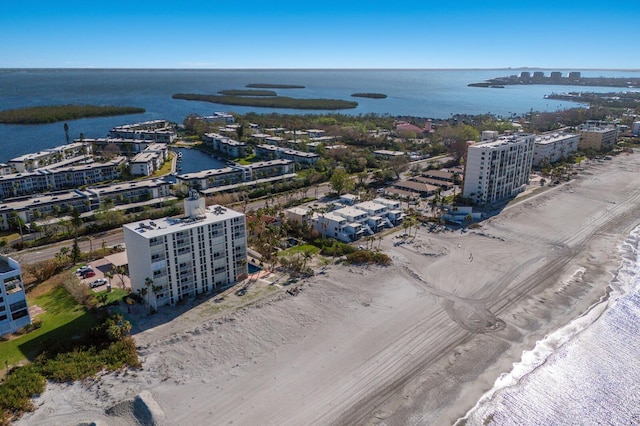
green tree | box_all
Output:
[70,237,82,263]
[329,168,353,195]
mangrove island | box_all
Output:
[0,105,146,124]
[172,93,358,110]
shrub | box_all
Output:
[345,251,392,266]
[0,365,46,422]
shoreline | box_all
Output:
[17,152,640,426]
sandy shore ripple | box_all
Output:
[18,152,640,426]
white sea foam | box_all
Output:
[459,225,640,425]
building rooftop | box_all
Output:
[535,132,579,145]
[0,255,18,274]
[123,205,244,239]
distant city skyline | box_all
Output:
[2,1,638,69]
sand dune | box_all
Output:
[18,152,640,426]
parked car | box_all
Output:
[82,271,96,279]
[90,278,107,288]
[76,266,92,275]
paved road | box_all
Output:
[12,231,126,265]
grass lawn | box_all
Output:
[97,287,129,305]
[279,244,320,257]
[0,284,96,366]
[235,153,261,165]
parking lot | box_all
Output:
[76,256,131,292]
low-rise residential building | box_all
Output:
[373,150,406,160]
[9,142,92,172]
[0,164,13,176]
[372,198,405,225]
[87,179,172,208]
[130,152,162,176]
[254,144,319,165]
[176,167,245,191]
[338,194,360,206]
[202,112,235,124]
[392,180,439,197]
[577,121,618,151]
[284,206,311,224]
[462,133,535,205]
[176,160,295,192]
[0,179,172,230]
[108,120,176,143]
[84,138,165,156]
[204,133,247,158]
[0,157,126,198]
[313,212,363,243]
[306,129,325,139]
[0,255,31,336]
[533,132,580,166]
[123,193,248,310]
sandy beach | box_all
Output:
[17,152,640,426]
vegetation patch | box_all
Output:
[246,83,305,89]
[310,239,357,257]
[0,105,146,124]
[345,250,392,266]
[218,89,277,97]
[173,93,358,110]
[279,244,320,257]
[351,93,387,99]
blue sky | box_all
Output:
[1,0,638,69]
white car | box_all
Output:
[76,266,92,274]
[90,278,108,288]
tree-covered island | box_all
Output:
[351,93,388,99]
[173,93,358,110]
[0,105,146,124]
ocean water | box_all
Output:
[2,68,640,162]
[459,226,640,425]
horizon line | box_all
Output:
[2,67,640,72]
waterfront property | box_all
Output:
[533,132,580,166]
[84,138,166,156]
[204,133,247,158]
[108,119,177,143]
[123,192,248,310]
[8,142,92,173]
[0,255,31,336]
[463,133,535,205]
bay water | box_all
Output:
[2,68,639,162]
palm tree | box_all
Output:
[151,284,162,311]
[144,277,153,312]
[64,122,70,144]
[105,271,113,292]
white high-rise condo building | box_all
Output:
[463,133,535,205]
[0,255,31,335]
[123,191,247,310]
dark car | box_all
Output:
[82,271,96,279]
